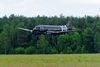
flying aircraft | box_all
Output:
[18,17,77,35]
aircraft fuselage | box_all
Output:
[33,25,68,34]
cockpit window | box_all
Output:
[36,27,40,30]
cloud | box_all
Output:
[0,0,39,17]
[0,0,100,17]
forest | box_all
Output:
[0,14,100,54]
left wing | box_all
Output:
[18,27,33,32]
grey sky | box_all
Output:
[0,0,100,17]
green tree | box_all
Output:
[36,34,50,54]
[25,46,36,54]
[57,32,82,54]
[83,28,94,53]
[0,24,12,54]
[94,32,100,52]
[15,47,25,54]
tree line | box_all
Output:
[0,14,100,54]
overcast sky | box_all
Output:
[0,0,100,17]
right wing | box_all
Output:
[47,31,68,34]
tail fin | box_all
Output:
[18,27,33,32]
[66,17,72,28]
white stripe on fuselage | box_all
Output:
[61,25,68,32]
[60,26,63,31]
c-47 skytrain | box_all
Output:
[18,17,78,35]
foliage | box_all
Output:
[25,46,36,54]
[15,47,25,54]
[0,14,100,54]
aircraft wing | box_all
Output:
[47,30,79,34]
[47,31,68,34]
[18,27,33,32]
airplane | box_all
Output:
[18,17,78,35]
